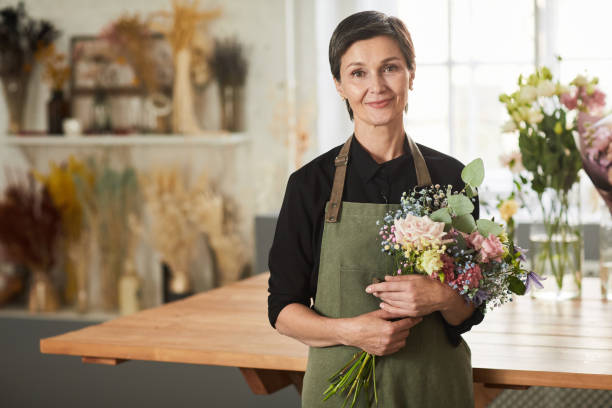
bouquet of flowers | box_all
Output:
[323,159,538,407]
[568,75,612,214]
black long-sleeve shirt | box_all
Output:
[267,135,484,346]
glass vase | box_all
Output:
[529,184,583,300]
[1,73,31,134]
[28,270,60,313]
[219,85,244,132]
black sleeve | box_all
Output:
[267,172,315,328]
[441,174,484,346]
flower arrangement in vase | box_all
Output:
[0,2,59,134]
[499,67,605,300]
[36,43,71,134]
[0,173,62,312]
[208,37,248,132]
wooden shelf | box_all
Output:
[0,133,249,147]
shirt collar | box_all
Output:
[350,134,412,183]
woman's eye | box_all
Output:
[351,70,364,78]
[384,64,398,72]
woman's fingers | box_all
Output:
[380,301,414,316]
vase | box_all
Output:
[118,259,141,315]
[172,48,202,135]
[91,90,112,133]
[28,270,60,313]
[1,73,31,134]
[219,85,244,132]
[161,262,193,303]
[529,185,583,300]
[599,205,612,300]
[47,90,70,135]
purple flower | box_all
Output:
[525,271,545,293]
[514,245,528,262]
[472,290,490,307]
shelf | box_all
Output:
[0,132,249,147]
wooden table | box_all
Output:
[40,273,612,406]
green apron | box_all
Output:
[301,136,474,408]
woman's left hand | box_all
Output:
[365,274,450,318]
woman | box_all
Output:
[268,11,483,407]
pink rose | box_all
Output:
[465,231,485,249]
[393,214,447,250]
[561,92,578,110]
[480,234,505,263]
[466,232,504,263]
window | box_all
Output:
[314,0,611,218]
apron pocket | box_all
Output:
[339,266,383,318]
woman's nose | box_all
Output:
[368,73,387,94]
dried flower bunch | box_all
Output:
[0,172,62,273]
[99,13,159,93]
[208,37,248,88]
[138,168,249,290]
[0,2,59,78]
[35,43,70,91]
[71,158,140,310]
[33,156,93,243]
[33,156,95,303]
[149,0,220,54]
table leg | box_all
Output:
[239,368,304,395]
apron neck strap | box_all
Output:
[324,134,432,223]
[406,134,433,187]
[325,136,352,223]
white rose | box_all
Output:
[572,74,589,87]
[526,109,544,124]
[501,120,517,133]
[518,85,537,103]
[537,80,556,97]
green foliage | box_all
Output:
[452,213,476,234]
[476,219,503,237]
[461,158,485,188]
[430,207,451,224]
[448,195,474,216]
[507,275,526,295]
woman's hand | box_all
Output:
[341,309,422,356]
[365,275,449,317]
[365,275,475,325]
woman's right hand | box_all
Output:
[341,309,422,356]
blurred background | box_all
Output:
[0,0,611,407]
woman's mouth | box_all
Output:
[366,98,392,109]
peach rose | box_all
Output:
[393,214,447,250]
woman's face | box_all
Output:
[335,35,414,127]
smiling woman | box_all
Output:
[268,10,482,408]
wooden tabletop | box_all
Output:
[40,273,612,391]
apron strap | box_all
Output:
[406,134,433,187]
[325,136,353,223]
[324,134,433,223]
